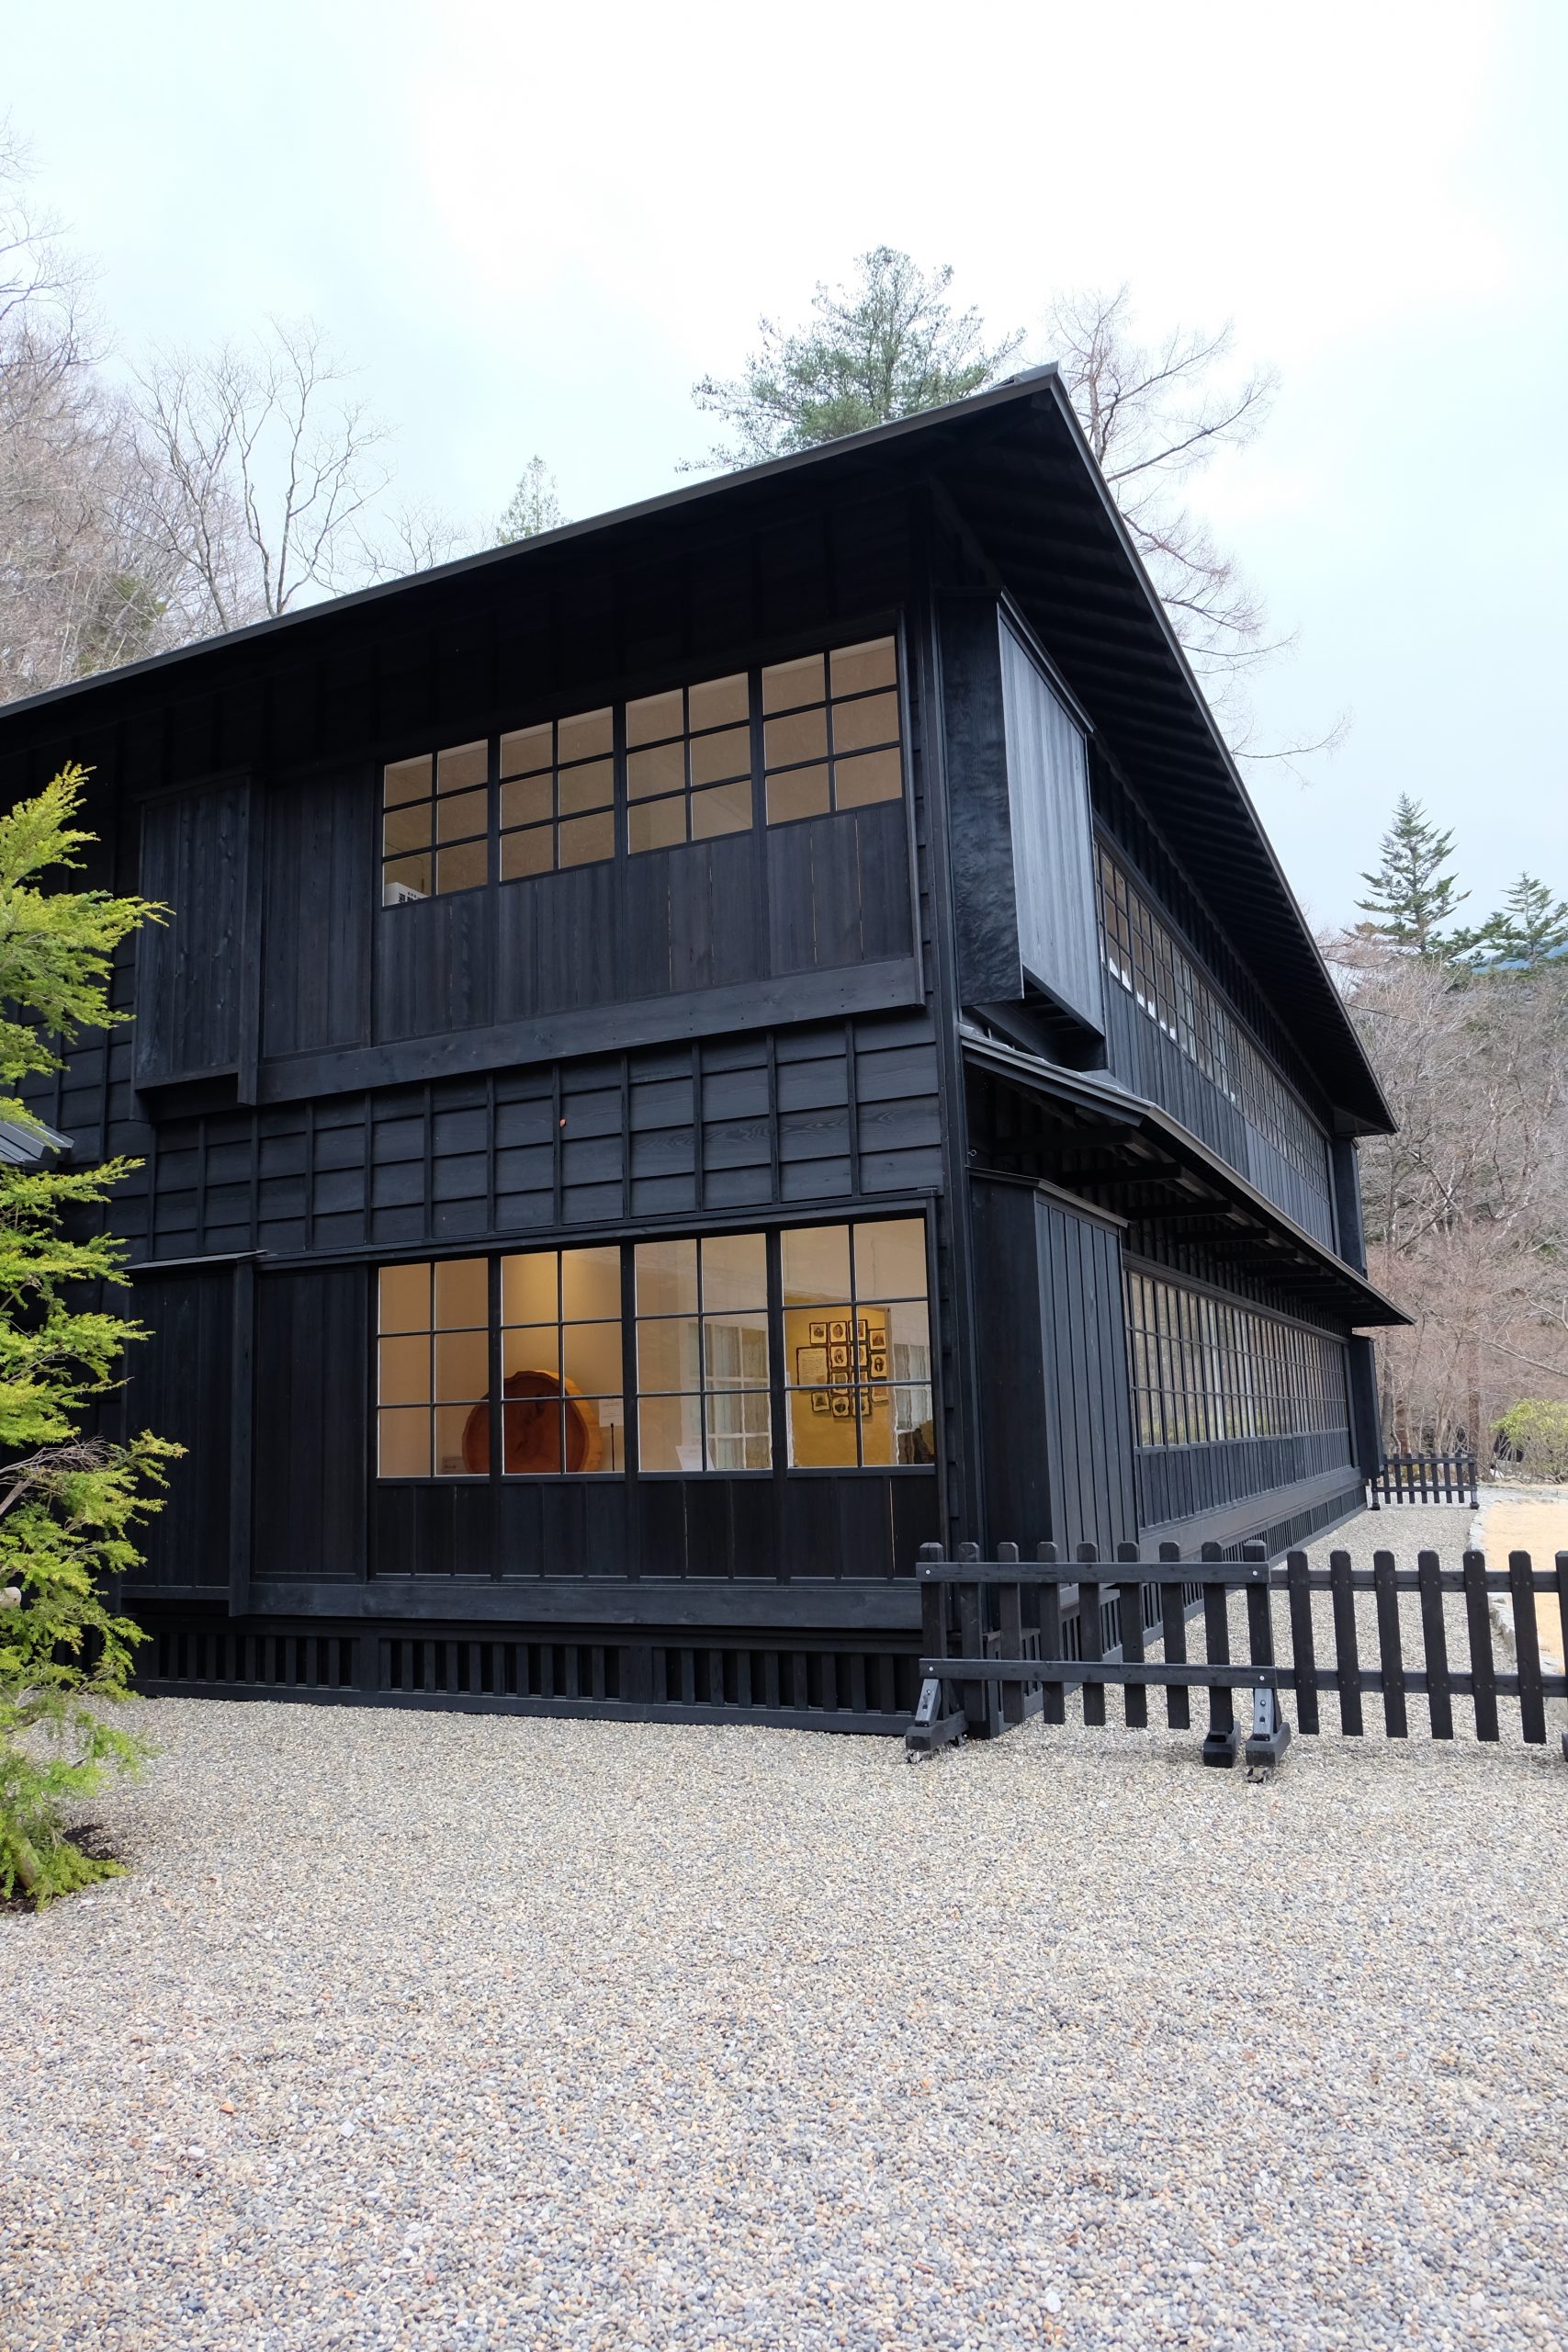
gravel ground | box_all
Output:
[4,1507,1566,2352]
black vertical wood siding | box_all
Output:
[134,780,254,1084]
[998,623,1103,1033]
[969,1178,1136,1556]
[124,1271,234,1588]
[253,1263,369,1582]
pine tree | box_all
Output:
[0,767,181,1905]
[690,246,1023,468]
[1356,796,1468,956]
[495,458,566,545]
[1452,873,1568,970]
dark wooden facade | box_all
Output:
[0,373,1404,1730]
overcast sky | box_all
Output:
[7,0,1563,930]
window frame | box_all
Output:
[370,1209,938,1485]
[375,620,909,912]
[1122,1261,1350,1452]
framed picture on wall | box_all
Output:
[796,1345,828,1386]
[829,1318,848,1344]
[829,1343,848,1370]
[810,1389,830,1414]
[830,1395,852,1419]
[807,1319,828,1345]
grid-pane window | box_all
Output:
[499,1247,624,1474]
[782,1217,933,1466]
[634,1233,771,1469]
[382,741,490,904]
[499,708,615,878]
[378,1258,491,1475]
[1123,1269,1349,1449]
[762,637,903,826]
[1095,845,1328,1197]
[625,673,753,854]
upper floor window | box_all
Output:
[379,632,903,907]
[762,639,902,824]
[1095,844,1329,1198]
[626,673,752,854]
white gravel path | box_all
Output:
[4,1512,1565,2351]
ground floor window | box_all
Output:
[1123,1268,1349,1448]
[375,1216,933,1477]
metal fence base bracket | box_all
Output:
[905,1678,967,1760]
[1244,1688,1292,1772]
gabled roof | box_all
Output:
[0,368,1391,1131]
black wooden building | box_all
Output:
[0,369,1404,1732]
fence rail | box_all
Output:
[1370,1452,1477,1507]
[907,1539,1568,1768]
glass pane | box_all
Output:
[703,1311,770,1387]
[558,812,615,868]
[566,1394,615,1474]
[783,1224,851,1304]
[705,1392,771,1472]
[637,1315,700,1394]
[434,1256,489,1329]
[384,754,433,808]
[379,1261,430,1333]
[378,1408,431,1477]
[502,1391,564,1476]
[562,1319,622,1396]
[787,1385,857,1468]
[628,797,687,854]
[436,740,488,794]
[855,1386,896,1465]
[501,775,553,829]
[830,637,897,698]
[558,760,614,814]
[436,786,489,843]
[762,653,825,712]
[561,1246,621,1319]
[638,1390,703,1473]
[502,1323,559,1382]
[689,726,750,786]
[636,1238,697,1317]
[434,1404,483,1476]
[701,1231,767,1310]
[435,840,488,893]
[834,747,903,808]
[830,690,899,753]
[378,1333,430,1405]
[766,766,829,825]
[434,1326,488,1401]
[626,741,685,798]
[500,722,552,777]
[854,1218,927,1301]
[626,688,683,747]
[893,1386,937,1465]
[382,853,432,903]
[501,826,553,881]
[886,1299,932,1377]
[557,707,613,763]
[502,1252,558,1326]
[688,673,749,730]
[763,707,829,768]
[383,801,431,855]
[690,784,751,840]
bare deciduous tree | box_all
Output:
[0,127,186,699]
[1330,933,1568,1455]
[129,319,391,632]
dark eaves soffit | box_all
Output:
[961,1028,1410,1329]
[0,367,1391,1135]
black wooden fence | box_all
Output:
[908,1539,1568,1768]
[1369,1453,1478,1507]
